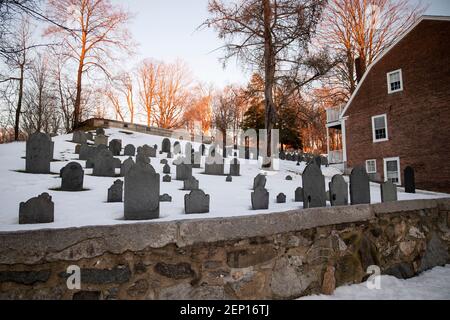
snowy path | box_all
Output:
[300,265,450,300]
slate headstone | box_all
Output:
[124,144,136,157]
[162,138,171,153]
[93,149,116,177]
[95,134,108,146]
[120,157,135,177]
[381,181,398,203]
[136,150,150,165]
[19,193,54,224]
[302,163,327,209]
[329,174,348,206]
[205,155,225,175]
[96,128,105,136]
[277,193,287,204]
[61,162,84,191]
[176,163,193,181]
[350,166,371,205]
[253,174,267,190]
[73,131,87,144]
[124,163,160,220]
[226,175,232,182]
[163,164,171,174]
[108,179,123,203]
[185,189,210,214]
[163,175,172,182]
[26,132,52,174]
[160,159,168,165]
[251,187,269,210]
[230,158,240,176]
[184,176,199,191]
[160,194,172,202]
[286,175,293,181]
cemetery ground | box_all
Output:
[0,128,449,232]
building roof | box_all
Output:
[341,15,450,118]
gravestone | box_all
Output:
[230,158,240,176]
[26,132,52,174]
[184,176,199,190]
[176,163,193,181]
[72,131,87,144]
[79,143,94,161]
[163,164,171,174]
[61,162,84,191]
[350,166,371,205]
[404,166,416,194]
[277,193,287,204]
[302,163,327,209]
[114,158,122,169]
[193,152,202,169]
[136,150,150,165]
[75,144,81,155]
[108,180,123,203]
[295,187,304,202]
[173,141,181,154]
[124,163,160,220]
[329,175,349,206]
[279,151,286,160]
[184,143,193,157]
[253,174,267,190]
[313,156,322,168]
[120,157,135,177]
[286,175,293,181]
[321,156,329,167]
[205,155,225,175]
[160,194,172,202]
[251,187,269,210]
[19,193,54,224]
[381,181,398,203]
[163,175,172,182]
[86,145,108,168]
[86,132,94,141]
[95,134,108,146]
[185,189,210,214]
[93,149,116,177]
[96,128,105,136]
[124,144,136,157]
[167,152,173,159]
[286,154,292,161]
[226,175,232,182]
[160,159,168,165]
[140,145,156,158]
[162,138,171,153]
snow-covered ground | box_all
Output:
[300,265,450,300]
[0,128,448,232]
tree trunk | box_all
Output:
[263,0,276,167]
[222,129,227,158]
[73,60,83,130]
[14,65,25,140]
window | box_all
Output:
[372,114,388,142]
[366,159,377,174]
[387,69,403,93]
[384,157,401,185]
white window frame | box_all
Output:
[372,114,389,143]
[387,69,403,94]
[366,159,377,174]
[384,157,401,185]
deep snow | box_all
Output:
[0,128,448,232]
[300,265,450,300]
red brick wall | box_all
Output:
[344,19,450,193]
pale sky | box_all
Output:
[116,0,450,87]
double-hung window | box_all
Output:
[372,114,388,142]
[387,69,403,93]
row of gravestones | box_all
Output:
[279,151,329,167]
[249,164,412,210]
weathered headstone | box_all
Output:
[140,145,156,158]
[404,166,416,194]
[26,132,52,174]
[108,180,123,203]
[251,187,269,210]
[184,176,199,190]
[286,175,293,181]
[163,175,172,182]
[176,163,193,181]
[160,194,172,202]
[93,149,116,177]
[79,143,93,161]
[329,175,348,206]
[192,152,202,169]
[253,174,267,190]
[136,150,150,165]
[124,163,160,220]
[124,144,136,157]
[277,193,287,204]
[230,158,240,176]
[95,134,108,146]
[163,164,171,174]
[302,163,327,209]
[279,151,286,160]
[350,166,371,205]
[75,144,81,155]
[205,155,225,175]
[295,187,304,202]
[120,157,135,177]
[185,189,210,214]
[86,132,94,141]
[19,193,54,224]
[381,181,398,203]
[114,158,122,169]
[61,162,84,191]
[160,159,168,165]
[73,131,87,144]
[313,156,322,168]
[162,138,171,153]
[226,175,232,182]
[173,141,181,154]
[96,128,105,136]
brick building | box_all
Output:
[325,16,450,193]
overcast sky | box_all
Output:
[118,0,450,88]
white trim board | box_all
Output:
[341,15,450,118]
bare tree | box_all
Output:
[45,0,133,130]
[204,0,329,165]
[137,59,159,127]
[318,0,425,98]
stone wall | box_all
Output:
[0,198,449,300]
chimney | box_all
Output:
[355,57,365,83]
